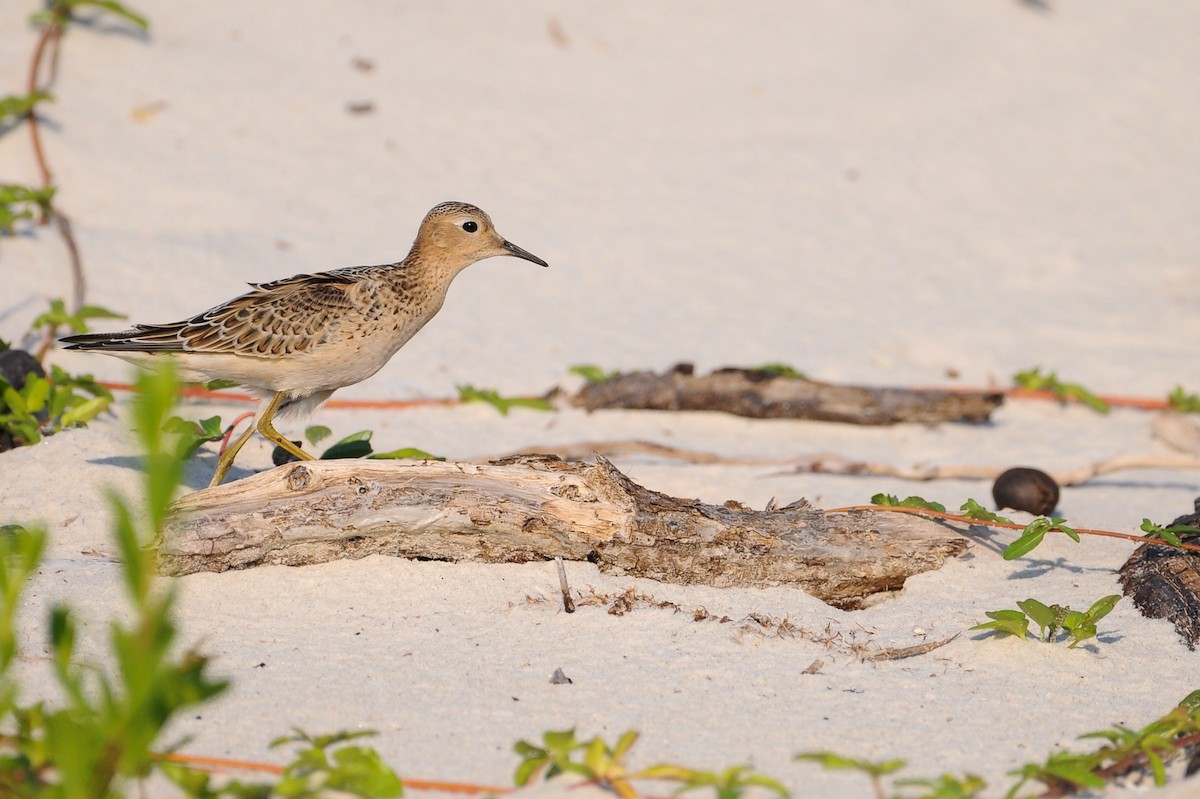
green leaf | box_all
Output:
[321,430,374,460]
[795,751,906,777]
[969,609,1030,640]
[1003,518,1050,560]
[870,493,946,513]
[1016,598,1056,637]
[22,377,51,414]
[305,425,332,446]
[370,447,444,461]
[0,91,54,121]
[569,364,621,384]
[67,0,149,29]
[457,384,553,415]
[959,498,1014,526]
[204,378,241,390]
[1083,594,1120,624]
[59,395,110,427]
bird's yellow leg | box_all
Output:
[209,420,256,488]
[256,391,315,462]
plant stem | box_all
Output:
[26,11,87,326]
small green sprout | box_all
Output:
[305,424,333,447]
[870,493,947,513]
[1013,367,1109,413]
[163,414,224,459]
[0,91,53,121]
[32,298,125,334]
[969,610,1030,641]
[641,763,789,799]
[514,729,641,798]
[1140,517,1200,548]
[457,384,553,415]
[1002,515,1078,560]
[750,362,807,380]
[972,595,1119,649]
[569,364,622,384]
[958,498,1013,526]
[1167,385,1200,413]
[795,752,905,799]
[0,184,56,233]
[0,367,112,447]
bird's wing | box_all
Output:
[61,272,367,358]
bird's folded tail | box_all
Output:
[60,324,188,353]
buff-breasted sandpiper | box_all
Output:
[62,201,548,486]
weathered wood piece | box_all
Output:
[159,456,970,609]
[573,364,1003,425]
[1119,498,1200,650]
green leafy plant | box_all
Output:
[0,362,228,796]
[641,763,789,799]
[794,752,906,799]
[270,426,443,465]
[891,774,986,799]
[0,90,53,122]
[161,729,404,798]
[0,364,113,447]
[1140,517,1200,548]
[750,362,807,380]
[31,297,125,334]
[163,414,225,459]
[514,729,641,798]
[958,498,1013,526]
[1167,385,1200,413]
[457,384,553,415]
[1012,367,1109,413]
[870,493,947,513]
[968,609,1031,641]
[570,364,622,384]
[971,595,1120,649]
[0,184,55,233]
[1002,515,1078,560]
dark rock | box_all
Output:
[0,349,44,390]
[992,467,1059,516]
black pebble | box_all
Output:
[272,441,304,467]
[993,467,1060,516]
[0,349,45,390]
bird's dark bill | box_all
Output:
[502,240,549,267]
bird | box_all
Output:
[62,201,548,487]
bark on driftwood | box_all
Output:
[159,455,970,609]
[1119,498,1200,650]
[573,363,1002,425]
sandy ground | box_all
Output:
[2,1,1200,796]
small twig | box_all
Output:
[862,633,959,662]
[555,556,575,613]
[218,411,255,455]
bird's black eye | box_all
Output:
[462,221,478,233]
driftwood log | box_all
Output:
[572,364,1003,425]
[159,455,970,609]
[1119,498,1200,650]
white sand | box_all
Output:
[2,1,1200,796]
